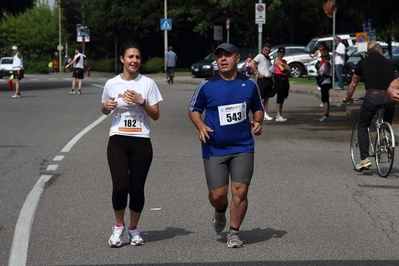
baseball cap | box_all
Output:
[214,43,239,55]
[11,46,18,50]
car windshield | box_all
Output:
[384,47,399,58]
[1,58,13,64]
[204,52,215,60]
[304,40,317,53]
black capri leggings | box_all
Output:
[107,135,153,212]
[274,74,289,104]
[320,83,332,103]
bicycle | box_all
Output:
[349,98,395,177]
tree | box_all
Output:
[0,0,35,20]
[0,3,61,73]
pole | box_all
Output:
[332,1,336,90]
[258,0,262,54]
[58,3,62,73]
[164,0,168,58]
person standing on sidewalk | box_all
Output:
[251,44,274,120]
[273,47,291,121]
[317,51,332,122]
[334,37,346,90]
[11,46,24,99]
[188,43,264,248]
[101,41,163,247]
[65,48,87,94]
[343,42,395,170]
[165,46,178,84]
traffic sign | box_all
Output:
[160,19,172,31]
[214,26,222,41]
[356,32,368,43]
[255,3,266,24]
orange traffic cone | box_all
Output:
[8,74,14,90]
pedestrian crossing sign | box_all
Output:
[160,19,172,31]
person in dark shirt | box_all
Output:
[343,42,395,170]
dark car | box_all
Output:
[190,47,256,77]
[384,46,399,77]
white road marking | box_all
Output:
[9,113,109,266]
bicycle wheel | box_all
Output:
[375,122,395,178]
[350,122,362,172]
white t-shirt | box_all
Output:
[252,53,272,77]
[101,74,163,138]
[73,53,86,69]
[334,42,346,65]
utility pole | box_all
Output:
[164,0,168,58]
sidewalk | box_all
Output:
[153,72,399,144]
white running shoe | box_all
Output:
[128,228,144,246]
[263,113,273,121]
[275,116,287,122]
[108,225,125,247]
[70,90,75,95]
[11,93,21,98]
[319,103,324,107]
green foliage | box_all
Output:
[141,57,164,74]
[0,0,35,20]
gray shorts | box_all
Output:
[203,153,254,190]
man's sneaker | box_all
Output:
[212,211,226,233]
[70,90,75,95]
[336,87,344,90]
[78,90,81,95]
[319,103,324,107]
[356,157,372,170]
[319,115,330,122]
[11,93,21,98]
[264,113,273,121]
[108,224,125,247]
[128,228,144,246]
[227,230,243,248]
[275,116,287,122]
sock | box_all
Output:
[129,226,137,230]
[216,204,228,214]
[229,226,239,232]
[115,223,124,228]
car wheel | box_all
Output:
[289,63,304,78]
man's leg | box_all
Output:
[72,77,76,90]
[336,64,343,89]
[229,182,248,229]
[208,185,229,212]
[78,79,82,90]
[358,102,377,161]
[14,79,20,95]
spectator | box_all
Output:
[334,37,346,90]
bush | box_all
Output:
[141,57,164,74]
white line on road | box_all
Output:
[8,113,109,266]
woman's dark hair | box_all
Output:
[278,47,285,52]
[119,42,142,57]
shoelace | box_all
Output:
[111,227,124,239]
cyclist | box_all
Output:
[343,42,395,170]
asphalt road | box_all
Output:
[1,73,399,266]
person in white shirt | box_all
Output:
[251,44,274,120]
[11,46,24,99]
[65,48,87,94]
[101,41,163,248]
[334,37,346,90]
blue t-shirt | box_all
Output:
[188,73,264,158]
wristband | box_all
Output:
[139,99,146,107]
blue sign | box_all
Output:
[160,19,172,31]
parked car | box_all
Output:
[0,57,13,78]
[384,46,399,78]
[240,45,307,77]
[191,47,256,77]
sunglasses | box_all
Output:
[278,51,285,53]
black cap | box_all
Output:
[214,43,239,55]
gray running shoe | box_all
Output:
[212,211,226,233]
[227,230,243,248]
[108,225,125,247]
